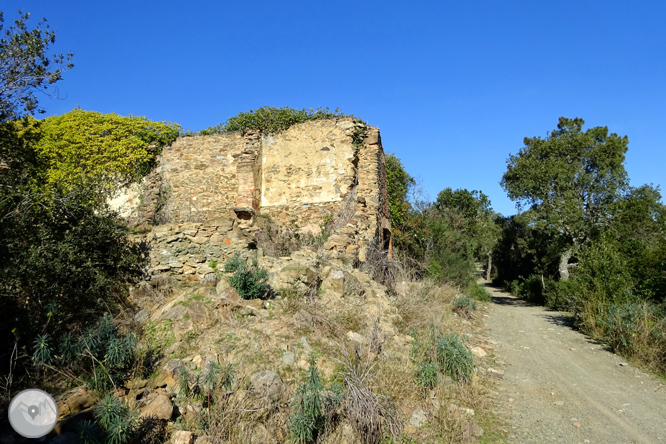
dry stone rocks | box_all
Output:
[139,394,173,420]
[410,409,428,427]
[281,352,295,367]
[171,431,194,444]
[250,370,284,403]
[187,301,217,329]
[322,269,345,295]
[471,346,488,358]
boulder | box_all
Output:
[140,394,173,420]
[278,264,316,284]
[323,234,350,250]
[164,359,183,377]
[410,409,428,427]
[64,389,96,416]
[160,304,187,321]
[321,269,345,295]
[470,346,487,358]
[173,319,194,339]
[188,301,217,329]
[281,352,295,367]
[204,216,234,232]
[134,309,150,323]
[294,310,313,330]
[250,370,284,403]
[216,277,231,294]
[171,431,194,444]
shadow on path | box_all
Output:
[490,295,531,306]
[542,312,575,328]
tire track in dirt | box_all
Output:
[482,279,666,443]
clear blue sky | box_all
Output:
[9,1,666,216]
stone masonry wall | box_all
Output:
[159,133,245,222]
[112,117,392,276]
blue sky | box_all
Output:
[9,1,666,216]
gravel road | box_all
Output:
[483,279,666,443]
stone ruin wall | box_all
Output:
[115,117,391,281]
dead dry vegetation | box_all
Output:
[62,233,506,444]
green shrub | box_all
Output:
[223,253,245,273]
[32,314,139,391]
[467,281,491,302]
[76,395,166,444]
[436,333,475,382]
[415,362,438,393]
[543,278,583,311]
[200,106,347,136]
[410,325,475,391]
[516,275,545,303]
[226,257,269,300]
[289,357,342,443]
[0,186,148,356]
[452,295,477,318]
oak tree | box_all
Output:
[501,117,629,280]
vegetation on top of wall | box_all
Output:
[37,109,180,195]
[196,106,349,136]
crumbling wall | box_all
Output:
[141,216,254,283]
[111,117,392,277]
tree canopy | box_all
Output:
[501,117,629,279]
[385,153,415,231]
[0,11,73,121]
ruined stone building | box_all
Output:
[111,117,391,281]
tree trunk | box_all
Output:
[559,248,574,281]
[485,252,492,281]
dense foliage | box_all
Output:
[0,11,155,393]
[38,109,180,194]
[385,153,415,231]
[390,177,499,286]
[496,117,666,372]
[199,106,346,135]
[0,186,148,357]
[501,117,629,280]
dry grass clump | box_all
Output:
[333,304,367,334]
[362,242,401,292]
[334,342,402,444]
[393,280,459,334]
[374,356,418,405]
[205,388,290,444]
[130,276,174,308]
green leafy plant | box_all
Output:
[225,256,269,300]
[76,394,165,444]
[288,357,342,444]
[452,295,477,319]
[436,333,475,382]
[223,253,244,273]
[32,314,139,391]
[467,281,491,302]
[415,362,438,393]
[411,325,475,392]
[200,106,346,136]
[176,361,236,431]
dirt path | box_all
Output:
[482,279,666,443]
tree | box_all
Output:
[501,117,629,280]
[385,153,415,231]
[435,188,500,280]
[0,11,73,121]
